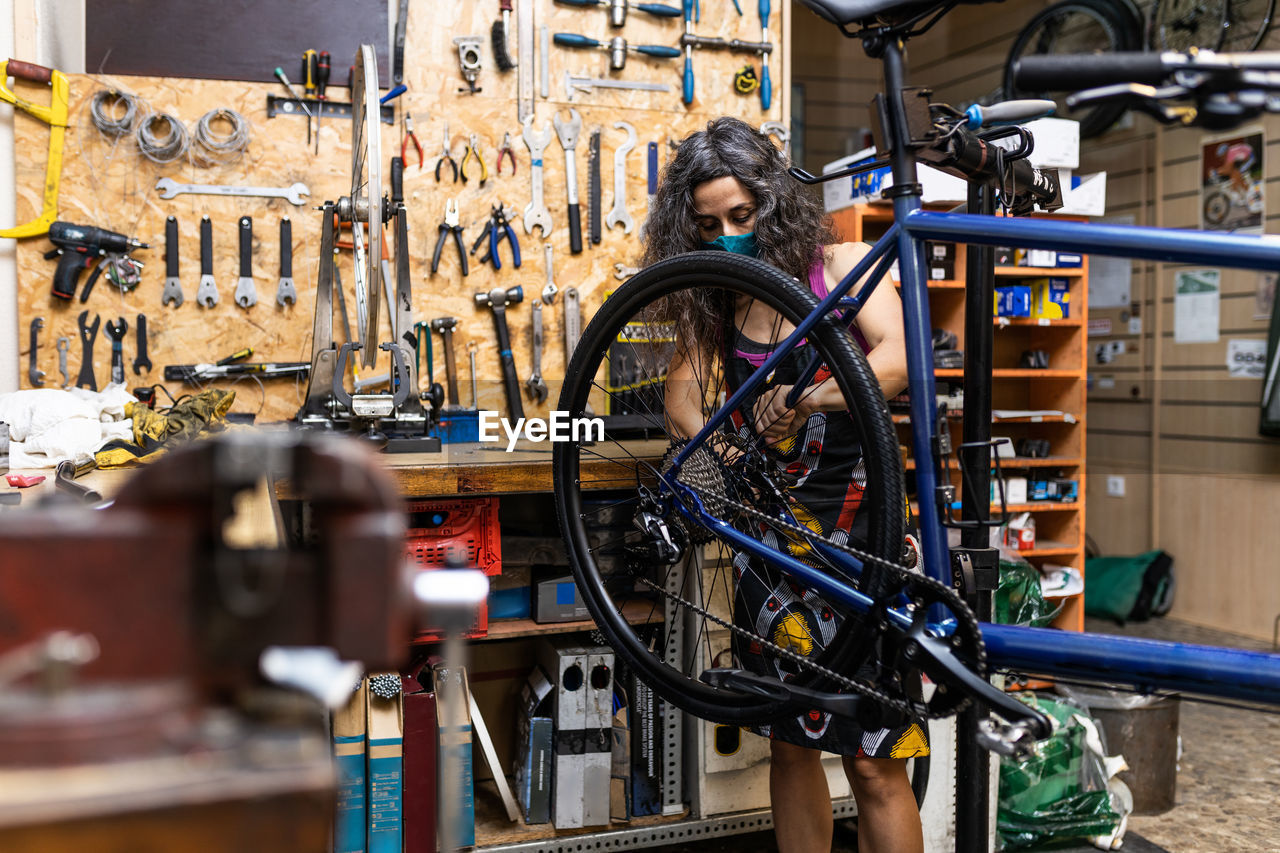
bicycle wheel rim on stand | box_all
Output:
[553,252,907,726]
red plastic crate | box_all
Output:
[404,496,502,576]
[413,599,488,644]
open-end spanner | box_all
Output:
[104,317,128,385]
[607,121,637,234]
[162,215,183,307]
[154,177,310,206]
[525,299,548,404]
[27,318,45,387]
[542,244,558,304]
[132,313,152,375]
[276,216,297,306]
[234,216,257,309]
[521,116,554,237]
[76,311,100,391]
[614,263,641,280]
[197,216,219,308]
[552,108,583,254]
[56,337,70,388]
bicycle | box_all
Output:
[552,0,1280,757]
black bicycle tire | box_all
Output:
[1151,0,1229,50]
[1221,0,1276,51]
[553,251,906,726]
[1003,0,1140,139]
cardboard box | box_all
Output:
[433,665,475,848]
[995,285,1032,318]
[332,681,368,853]
[514,666,554,825]
[1031,277,1070,320]
[533,572,591,623]
[822,147,968,211]
[366,675,404,853]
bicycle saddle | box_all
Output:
[797,0,1000,28]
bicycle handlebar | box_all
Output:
[1012,52,1171,90]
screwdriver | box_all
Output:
[759,0,771,110]
[316,50,331,154]
[302,49,318,143]
[273,67,314,146]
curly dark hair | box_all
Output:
[640,117,836,355]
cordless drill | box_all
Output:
[46,221,149,300]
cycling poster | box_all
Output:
[1201,130,1265,233]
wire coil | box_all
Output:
[135,111,190,163]
[89,89,138,138]
[192,108,251,165]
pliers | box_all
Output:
[461,132,489,186]
[401,113,424,169]
[496,131,517,176]
[471,204,521,270]
[435,123,459,183]
[431,198,468,276]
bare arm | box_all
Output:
[665,340,710,441]
[752,241,907,442]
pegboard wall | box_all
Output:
[14,2,790,423]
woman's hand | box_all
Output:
[752,384,810,445]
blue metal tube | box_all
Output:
[904,210,1280,271]
[983,623,1280,704]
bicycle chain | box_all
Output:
[657,446,987,721]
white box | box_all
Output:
[993,117,1080,170]
[823,147,968,212]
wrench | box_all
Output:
[760,120,791,159]
[607,121,637,234]
[56,337,70,388]
[27,318,45,387]
[277,216,297,306]
[133,313,152,375]
[521,116,554,237]
[197,216,219,308]
[154,177,310,206]
[525,299,548,404]
[104,317,128,385]
[76,311,100,391]
[542,243,558,304]
[564,287,593,416]
[614,263,641,280]
[552,108,583,254]
[234,216,257,308]
[162,215,183,307]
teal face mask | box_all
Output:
[701,232,759,257]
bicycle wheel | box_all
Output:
[1151,0,1228,50]
[1221,0,1275,51]
[1003,0,1142,139]
[553,252,906,726]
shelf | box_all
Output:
[1013,539,1079,557]
[995,316,1083,328]
[904,455,1081,471]
[995,266,1085,278]
[445,600,660,643]
[998,502,1080,512]
[936,368,1082,379]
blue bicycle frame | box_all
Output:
[668,41,1280,707]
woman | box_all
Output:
[643,116,925,853]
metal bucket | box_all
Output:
[1069,688,1181,815]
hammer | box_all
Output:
[430,317,462,408]
[474,285,524,420]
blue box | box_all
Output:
[995,285,1032,318]
[1054,251,1084,268]
[436,409,480,443]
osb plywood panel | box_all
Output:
[14,1,788,423]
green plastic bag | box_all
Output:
[997,693,1122,850]
[1084,550,1173,623]
[995,556,1062,627]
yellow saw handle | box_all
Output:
[0,59,69,239]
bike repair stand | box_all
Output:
[953,180,1003,852]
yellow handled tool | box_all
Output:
[0,59,69,239]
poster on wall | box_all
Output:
[1201,129,1265,232]
[1174,269,1221,343]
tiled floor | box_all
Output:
[671,617,1279,852]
